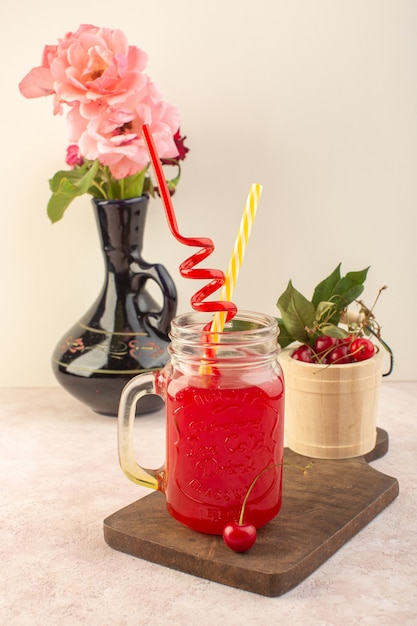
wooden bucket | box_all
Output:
[279,347,384,459]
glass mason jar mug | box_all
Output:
[118,311,285,535]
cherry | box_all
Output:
[313,335,338,363]
[327,344,354,364]
[350,337,375,361]
[290,336,375,366]
[291,344,315,362]
[338,333,354,346]
[222,522,257,552]
[222,461,313,553]
[314,335,338,354]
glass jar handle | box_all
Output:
[117,373,165,491]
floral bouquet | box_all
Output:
[19,23,189,223]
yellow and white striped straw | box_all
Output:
[211,183,263,334]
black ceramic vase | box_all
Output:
[52,196,177,416]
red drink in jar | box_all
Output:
[165,376,284,534]
[118,311,285,535]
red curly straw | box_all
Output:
[142,124,236,322]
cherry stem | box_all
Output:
[366,285,388,315]
[237,462,312,526]
[311,344,378,372]
[312,343,340,363]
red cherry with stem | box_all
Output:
[327,344,354,364]
[314,335,338,353]
[313,336,338,362]
[222,522,257,552]
[222,464,278,552]
[222,462,312,552]
[291,344,315,363]
[350,337,375,361]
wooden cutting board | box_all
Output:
[103,428,398,597]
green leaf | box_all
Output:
[47,161,99,223]
[47,189,74,224]
[275,318,295,349]
[311,265,369,325]
[315,301,337,322]
[166,161,182,192]
[332,267,369,305]
[312,263,341,307]
[106,167,148,200]
[123,168,147,198]
[277,280,316,345]
[320,324,349,339]
[327,267,369,322]
[330,285,365,310]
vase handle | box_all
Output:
[137,261,177,335]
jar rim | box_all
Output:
[169,310,279,346]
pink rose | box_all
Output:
[19,22,187,207]
[77,81,180,179]
[19,24,149,112]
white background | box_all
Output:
[1,0,416,384]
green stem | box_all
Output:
[90,179,107,199]
[238,462,312,525]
